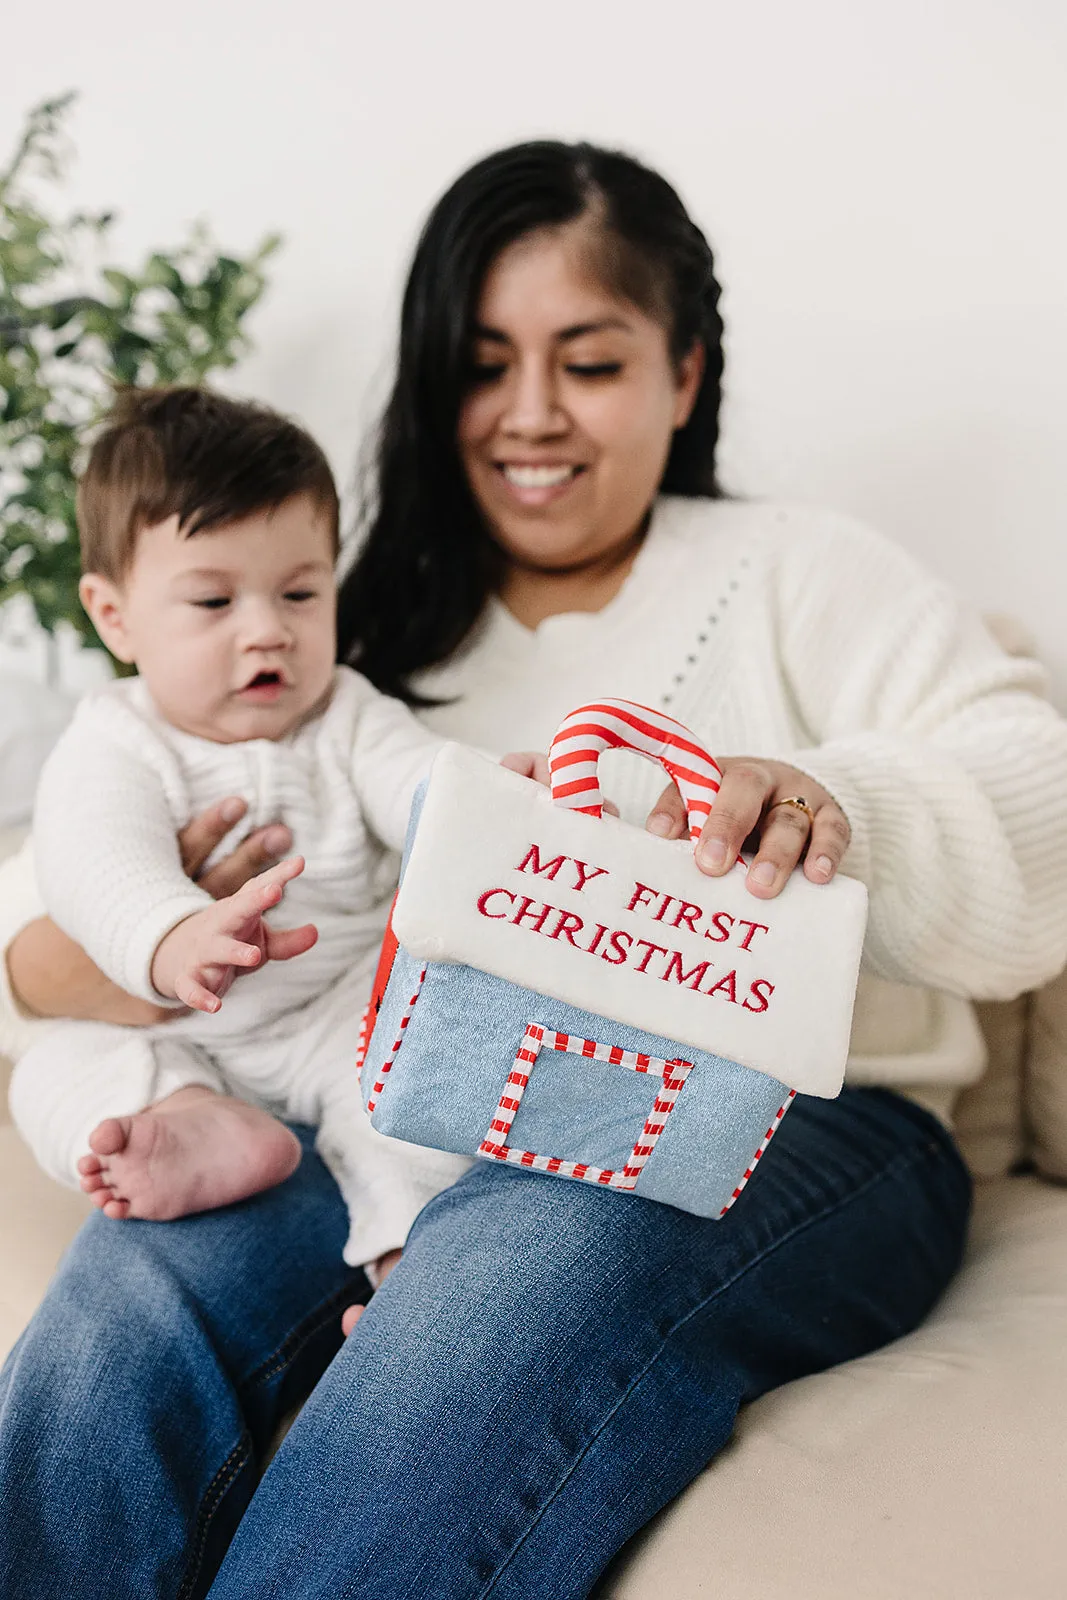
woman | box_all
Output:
[1,142,1065,1599]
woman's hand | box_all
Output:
[647,757,850,900]
[7,797,294,1026]
[179,797,293,899]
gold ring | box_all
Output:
[768,795,815,825]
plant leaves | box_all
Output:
[0,94,280,660]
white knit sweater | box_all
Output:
[410,497,1067,1117]
[3,496,1066,1114]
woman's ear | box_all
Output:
[673,341,706,430]
[79,573,135,664]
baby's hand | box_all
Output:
[150,857,318,1014]
[500,751,619,815]
[500,751,551,786]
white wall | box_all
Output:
[5,0,1066,704]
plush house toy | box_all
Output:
[358,702,869,1217]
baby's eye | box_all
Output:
[284,589,317,603]
[192,597,230,610]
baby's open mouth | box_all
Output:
[240,671,287,697]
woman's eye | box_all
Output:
[192,597,230,610]
[468,362,507,385]
[566,362,623,378]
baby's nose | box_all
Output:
[241,599,291,647]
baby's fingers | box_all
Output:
[500,751,550,786]
[226,855,306,924]
[174,974,225,1014]
[264,922,319,963]
[207,936,263,971]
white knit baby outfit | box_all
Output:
[9,666,469,1267]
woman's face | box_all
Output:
[457,223,703,574]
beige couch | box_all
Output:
[2,844,1067,1598]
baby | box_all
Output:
[9,386,474,1277]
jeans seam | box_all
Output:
[175,1278,365,1599]
[176,1432,253,1600]
[242,1277,366,1393]
[478,1136,961,1598]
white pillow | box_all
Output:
[0,677,73,828]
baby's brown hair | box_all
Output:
[77,387,340,580]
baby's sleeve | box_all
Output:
[33,706,210,1003]
[346,680,446,853]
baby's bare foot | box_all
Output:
[77,1085,301,1221]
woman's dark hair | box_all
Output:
[338,140,726,700]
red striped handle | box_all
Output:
[549,700,722,842]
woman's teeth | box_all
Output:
[501,464,579,488]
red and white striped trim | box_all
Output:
[549,699,723,842]
[478,1023,693,1190]
[365,967,428,1113]
[354,999,373,1082]
[717,1090,796,1216]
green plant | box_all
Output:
[0,92,279,670]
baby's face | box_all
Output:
[98,494,338,743]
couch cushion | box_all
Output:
[1026,967,1067,1183]
[954,995,1030,1178]
[599,1175,1067,1599]
[0,1120,90,1358]
[0,679,72,830]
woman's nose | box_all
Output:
[501,360,567,438]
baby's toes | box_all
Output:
[100,1195,131,1221]
[89,1117,131,1158]
[79,1169,109,1195]
[78,1152,103,1177]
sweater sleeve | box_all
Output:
[347,680,447,853]
[33,706,210,1003]
[768,513,1067,1000]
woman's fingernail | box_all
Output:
[648,813,674,838]
[699,838,727,869]
[263,826,289,853]
[813,855,834,879]
[750,861,777,886]
[221,799,244,823]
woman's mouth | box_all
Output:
[496,463,586,506]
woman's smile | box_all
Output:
[495,461,588,506]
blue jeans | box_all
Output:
[0,1088,971,1599]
